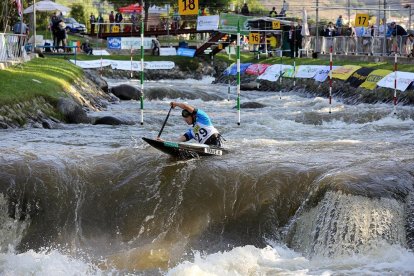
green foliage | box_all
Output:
[70,4,86,23]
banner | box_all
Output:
[92,50,110,56]
[197,15,219,31]
[346,67,375,88]
[177,47,196,57]
[360,69,391,90]
[314,66,339,82]
[257,64,292,82]
[376,71,414,92]
[223,63,252,76]
[218,13,250,35]
[245,64,270,76]
[295,65,326,79]
[121,37,153,50]
[332,65,361,80]
[160,47,177,56]
[282,66,297,78]
[107,37,121,50]
[69,59,112,68]
[71,60,175,70]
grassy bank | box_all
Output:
[0,58,83,106]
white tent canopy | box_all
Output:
[23,0,70,14]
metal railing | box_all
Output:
[306,35,411,56]
[0,33,28,63]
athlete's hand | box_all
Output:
[170,102,176,108]
[156,137,164,142]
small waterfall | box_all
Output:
[0,193,30,253]
[286,191,407,257]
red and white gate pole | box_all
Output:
[329,45,333,114]
[393,53,398,115]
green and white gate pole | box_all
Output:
[236,21,241,126]
[140,19,144,125]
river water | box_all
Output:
[1,77,414,275]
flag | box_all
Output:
[15,0,23,17]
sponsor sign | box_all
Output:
[71,60,175,70]
[257,64,292,82]
[245,64,271,76]
[107,37,121,49]
[160,47,177,56]
[177,47,196,57]
[197,15,219,31]
[295,65,326,79]
[314,66,339,82]
[121,37,153,50]
[360,69,391,90]
[376,71,414,92]
[107,37,153,50]
[218,13,250,35]
[346,67,375,88]
[70,59,112,68]
[92,50,110,56]
[223,63,252,76]
[332,65,361,80]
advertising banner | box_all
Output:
[70,59,112,68]
[377,71,414,92]
[295,65,326,79]
[218,13,250,35]
[332,65,361,80]
[359,69,391,90]
[245,64,271,76]
[197,15,219,31]
[257,64,292,82]
[223,63,252,76]
[346,67,375,88]
[314,66,339,82]
[121,37,153,50]
[160,47,177,56]
[71,60,174,70]
[177,47,196,57]
[107,37,121,50]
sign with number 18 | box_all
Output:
[178,0,199,15]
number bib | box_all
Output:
[192,124,218,144]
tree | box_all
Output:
[70,4,86,23]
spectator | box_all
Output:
[201,7,207,16]
[151,38,160,55]
[266,34,277,55]
[407,34,414,57]
[280,0,289,17]
[173,9,181,30]
[97,13,104,34]
[56,21,67,52]
[378,18,387,37]
[50,12,62,51]
[115,11,123,31]
[89,13,96,34]
[288,22,302,58]
[81,40,93,55]
[324,22,336,37]
[269,7,278,18]
[390,22,407,54]
[241,3,249,16]
[335,15,343,35]
[13,19,29,56]
[109,11,115,32]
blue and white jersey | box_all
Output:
[184,109,219,144]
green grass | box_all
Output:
[0,57,83,106]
